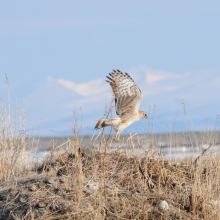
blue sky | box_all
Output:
[0,1,220,136]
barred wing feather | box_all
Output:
[106,69,143,116]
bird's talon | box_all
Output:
[113,136,119,142]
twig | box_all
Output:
[193,144,212,167]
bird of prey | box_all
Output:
[95,69,148,141]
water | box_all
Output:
[25,144,220,164]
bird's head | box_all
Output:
[139,111,148,119]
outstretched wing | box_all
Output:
[106,69,143,116]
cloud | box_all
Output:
[127,66,220,115]
[127,66,191,97]
[24,76,112,130]
[50,77,108,97]
[137,66,189,86]
[145,71,189,85]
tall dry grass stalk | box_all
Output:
[0,74,29,182]
[72,111,83,205]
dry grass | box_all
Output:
[0,131,219,219]
[0,76,34,182]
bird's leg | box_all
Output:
[113,132,118,141]
[113,132,118,142]
[113,131,121,142]
[117,132,121,141]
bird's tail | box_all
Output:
[94,118,121,129]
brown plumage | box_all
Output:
[95,69,148,141]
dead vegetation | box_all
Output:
[0,136,219,220]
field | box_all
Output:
[0,128,220,219]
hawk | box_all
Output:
[95,69,148,141]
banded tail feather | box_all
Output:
[94,118,121,129]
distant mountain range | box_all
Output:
[2,66,220,136]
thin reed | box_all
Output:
[0,76,30,182]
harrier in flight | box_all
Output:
[95,69,148,141]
